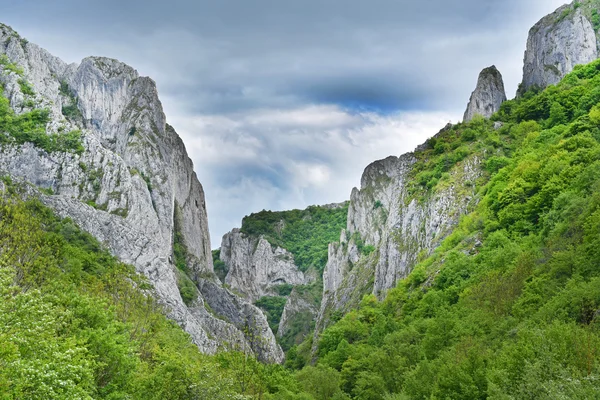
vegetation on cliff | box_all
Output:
[284,59,600,399]
[240,204,348,273]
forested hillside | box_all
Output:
[240,204,348,273]
[0,188,243,399]
[284,60,600,399]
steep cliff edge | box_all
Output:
[220,229,308,302]
[520,2,598,93]
[312,123,485,348]
[463,66,506,122]
[217,204,347,349]
[0,23,282,363]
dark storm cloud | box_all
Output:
[2,0,568,240]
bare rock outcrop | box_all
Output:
[220,229,308,302]
[463,66,506,122]
[520,3,598,93]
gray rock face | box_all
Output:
[277,287,319,340]
[197,280,285,363]
[521,4,598,93]
[313,149,481,351]
[220,229,309,302]
[0,23,281,362]
[463,66,506,122]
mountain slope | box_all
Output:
[0,23,282,362]
[0,190,245,399]
[292,58,600,399]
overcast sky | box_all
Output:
[3,0,567,245]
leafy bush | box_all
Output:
[275,283,294,296]
[18,78,35,95]
[212,249,228,282]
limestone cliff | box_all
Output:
[463,66,506,122]
[218,204,346,347]
[0,24,282,363]
[520,2,598,93]
[313,140,482,348]
[220,229,309,302]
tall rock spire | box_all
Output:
[463,66,507,122]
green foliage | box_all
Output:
[141,172,153,192]
[177,269,198,306]
[275,283,294,296]
[59,80,83,121]
[255,296,287,332]
[0,54,24,76]
[295,365,346,400]
[408,116,497,197]
[591,8,600,31]
[0,195,245,399]
[279,310,317,352]
[172,203,199,305]
[212,249,228,283]
[0,86,83,154]
[295,58,600,398]
[18,78,35,96]
[59,80,70,96]
[173,203,189,274]
[240,204,348,273]
[61,104,81,120]
[352,232,376,256]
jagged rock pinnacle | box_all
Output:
[463,66,507,122]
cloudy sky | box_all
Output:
[4,0,567,245]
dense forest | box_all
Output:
[3,53,600,400]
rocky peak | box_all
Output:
[463,66,506,122]
[520,2,598,93]
[0,23,283,363]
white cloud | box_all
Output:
[165,101,458,242]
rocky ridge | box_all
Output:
[0,24,282,363]
[311,150,481,347]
